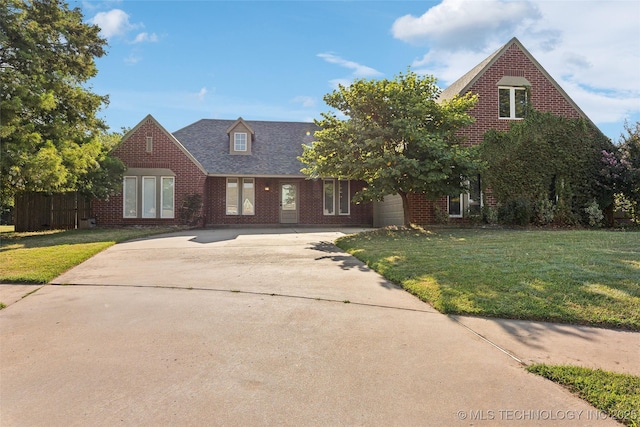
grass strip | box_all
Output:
[0,226,179,284]
[336,227,640,330]
[527,364,640,426]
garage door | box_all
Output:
[373,194,404,227]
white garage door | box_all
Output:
[373,194,404,227]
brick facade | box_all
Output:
[204,177,372,226]
[93,116,373,227]
[92,116,208,226]
[406,40,588,225]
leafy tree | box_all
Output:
[299,70,480,225]
[0,0,114,210]
[481,110,616,226]
[617,121,640,223]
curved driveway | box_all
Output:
[1,228,619,426]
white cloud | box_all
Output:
[392,0,540,49]
[317,53,383,78]
[124,52,141,65]
[196,87,207,101]
[132,32,159,44]
[392,0,640,134]
[291,96,315,108]
[90,9,138,39]
[317,53,383,90]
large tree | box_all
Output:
[299,70,480,225]
[0,0,117,210]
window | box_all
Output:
[234,132,247,151]
[448,194,463,218]
[499,86,527,119]
[338,180,350,215]
[323,180,335,215]
[123,174,175,219]
[226,178,239,215]
[161,177,175,218]
[242,178,255,215]
[226,177,255,215]
[142,177,156,218]
[146,136,153,153]
[448,176,483,218]
[323,179,350,215]
[123,177,137,218]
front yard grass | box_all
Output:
[0,226,179,284]
[527,364,640,426]
[336,227,640,331]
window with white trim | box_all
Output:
[323,179,350,215]
[122,175,175,219]
[161,177,175,218]
[142,177,157,218]
[448,176,482,218]
[234,132,247,151]
[226,177,255,215]
[123,176,137,218]
[499,86,527,119]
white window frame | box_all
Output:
[161,176,175,219]
[323,179,335,215]
[123,176,137,218]
[448,177,483,218]
[499,86,527,119]
[338,180,350,215]
[142,176,156,218]
[323,179,350,216]
[234,132,247,152]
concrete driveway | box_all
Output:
[1,228,620,426]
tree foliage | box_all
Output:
[0,0,117,209]
[616,121,640,223]
[481,110,616,226]
[299,70,480,225]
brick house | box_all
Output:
[92,116,373,227]
[374,37,598,226]
[94,37,599,228]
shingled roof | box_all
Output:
[172,119,319,177]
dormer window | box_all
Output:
[234,132,247,151]
[227,117,255,155]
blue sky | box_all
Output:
[77,0,640,142]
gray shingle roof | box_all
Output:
[172,119,319,176]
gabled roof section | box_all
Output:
[226,117,255,139]
[438,37,590,121]
[173,119,319,177]
[120,114,207,174]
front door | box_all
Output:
[280,183,298,224]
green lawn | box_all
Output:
[336,227,640,331]
[0,226,179,284]
[528,364,640,426]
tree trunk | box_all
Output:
[398,190,411,227]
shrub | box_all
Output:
[584,199,604,227]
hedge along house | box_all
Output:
[373,37,597,226]
[92,116,373,227]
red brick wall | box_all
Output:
[459,42,583,147]
[408,42,585,225]
[92,117,207,226]
[205,177,373,226]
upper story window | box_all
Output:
[499,86,527,119]
[234,132,247,152]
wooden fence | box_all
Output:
[14,192,92,232]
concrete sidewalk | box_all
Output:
[1,228,635,426]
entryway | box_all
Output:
[279,182,298,224]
